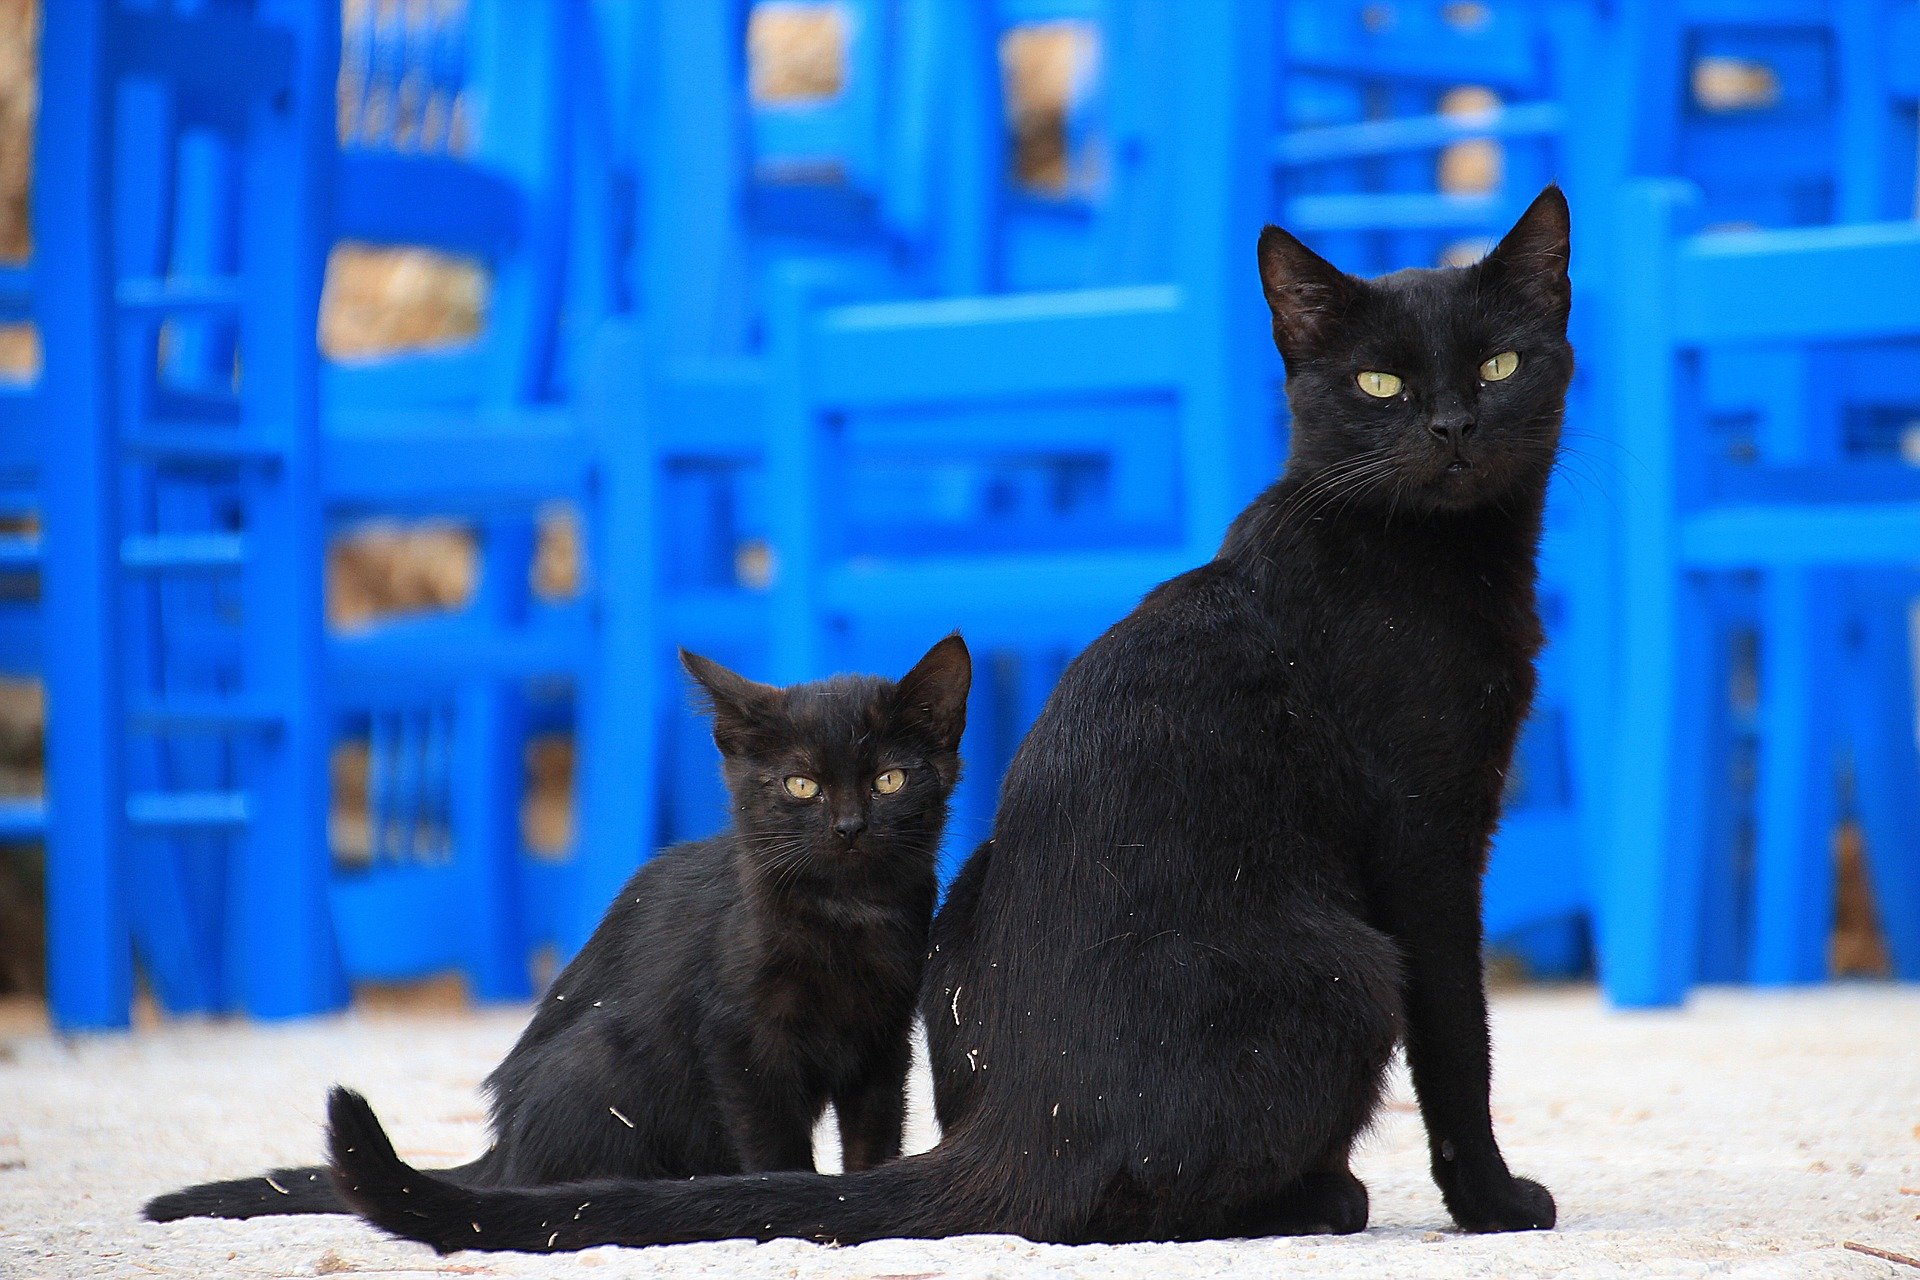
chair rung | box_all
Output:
[0,264,29,322]
[127,790,250,830]
[0,533,39,572]
[1680,503,1920,568]
[130,698,284,735]
[111,9,295,102]
[1274,102,1563,166]
[122,429,285,469]
[0,796,46,840]
[1283,191,1504,232]
[0,381,34,417]
[121,533,247,573]
[117,276,244,317]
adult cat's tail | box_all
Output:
[145,1151,492,1222]
[327,1088,1030,1253]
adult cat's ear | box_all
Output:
[1479,184,1571,323]
[680,649,784,756]
[894,633,971,752]
[1256,225,1355,363]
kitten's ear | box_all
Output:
[893,633,971,752]
[679,649,784,756]
[1257,225,1356,362]
[1479,184,1571,323]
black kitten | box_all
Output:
[325,187,1572,1250]
[146,635,970,1222]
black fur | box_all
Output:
[325,186,1572,1251]
[145,636,970,1223]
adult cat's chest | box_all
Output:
[1291,514,1543,809]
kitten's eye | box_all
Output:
[783,776,820,800]
[1479,351,1520,381]
[1357,371,1403,398]
[873,769,905,795]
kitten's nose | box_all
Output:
[1428,415,1476,449]
[833,812,867,841]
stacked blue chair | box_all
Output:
[319,0,601,1000]
[757,0,1276,880]
[1602,0,1920,1005]
[576,0,998,913]
[35,0,625,1027]
[582,0,1205,890]
[36,0,343,1028]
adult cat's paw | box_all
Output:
[1439,1171,1556,1233]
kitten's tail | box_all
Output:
[146,1150,494,1222]
[327,1087,1047,1254]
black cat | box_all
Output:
[145,635,970,1222]
[325,185,1572,1250]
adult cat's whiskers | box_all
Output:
[1252,449,1397,540]
[1289,453,1402,529]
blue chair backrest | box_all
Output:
[1274,0,1588,275]
[333,0,575,409]
[1620,0,1919,229]
[626,0,1197,368]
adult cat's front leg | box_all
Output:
[1387,875,1555,1232]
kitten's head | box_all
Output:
[679,635,971,880]
[1257,185,1573,514]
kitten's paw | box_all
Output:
[1440,1173,1556,1233]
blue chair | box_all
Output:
[1595,0,1920,1000]
[319,0,602,1001]
[36,0,343,1028]
[35,0,622,1027]
[574,0,1001,917]
[1603,178,1920,1006]
[580,0,1204,891]
[757,0,1276,891]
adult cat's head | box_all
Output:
[679,635,971,878]
[1257,184,1573,515]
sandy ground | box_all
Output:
[2,986,1917,1280]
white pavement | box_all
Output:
[3,986,1917,1279]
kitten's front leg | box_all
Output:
[1388,878,1555,1233]
[709,1038,820,1173]
[832,1036,911,1172]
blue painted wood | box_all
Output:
[1603,167,1920,1002]
[36,0,135,1031]
[762,0,1273,738]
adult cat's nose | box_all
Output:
[1428,414,1476,449]
[833,812,867,841]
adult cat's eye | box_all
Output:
[1479,351,1520,381]
[873,768,905,795]
[783,775,820,800]
[1356,370,1403,398]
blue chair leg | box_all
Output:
[1605,572,1719,1006]
[1598,181,1709,1008]
[1844,578,1920,979]
[227,0,346,1018]
[455,679,531,1000]
[37,0,133,1031]
[572,325,662,960]
[1749,571,1842,984]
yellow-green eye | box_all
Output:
[873,769,905,795]
[783,776,819,800]
[1479,351,1519,381]
[1357,370,1403,398]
